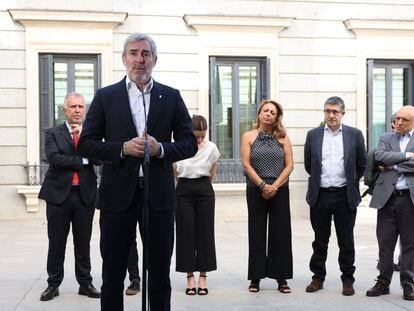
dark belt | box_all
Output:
[178,176,209,183]
[392,189,410,196]
[71,185,80,190]
[320,186,347,192]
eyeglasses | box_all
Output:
[324,109,342,116]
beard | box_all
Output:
[130,71,151,88]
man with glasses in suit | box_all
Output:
[304,96,366,296]
[366,105,414,301]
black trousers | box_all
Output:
[377,191,414,285]
[127,234,140,282]
[309,187,356,283]
[99,186,174,311]
[175,177,217,272]
[46,188,95,287]
[246,186,293,281]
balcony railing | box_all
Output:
[23,159,245,186]
[214,159,245,183]
[23,163,49,186]
[23,163,103,186]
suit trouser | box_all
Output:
[99,186,174,311]
[46,188,95,287]
[309,188,356,283]
[246,186,293,281]
[127,238,140,282]
[175,177,217,272]
[377,191,414,285]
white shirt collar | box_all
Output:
[401,128,414,139]
[324,123,343,134]
[65,121,73,134]
[125,75,154,94]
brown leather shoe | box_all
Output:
[125,279,140,295]
[402,282,414,301]
[306,278,324,293]
[342,282,355,296]
[366,279,390,297]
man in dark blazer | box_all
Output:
[304,96,366,296]
[78,33,197,311]
[366,105,414,301]
[38,92,101,301]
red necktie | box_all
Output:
[72,133,79,185]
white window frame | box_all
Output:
[345,19,414,144]
[184,15,293,135]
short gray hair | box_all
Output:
[63,92,84,109]
[324,96,345,112]
[122,32,157,59]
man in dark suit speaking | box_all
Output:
[78,33,197,311]
[304,96,366,296]
[38,92,100,301]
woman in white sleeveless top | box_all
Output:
[174,115,220,296]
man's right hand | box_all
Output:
[123,138,140,157]
[70,123,82,136]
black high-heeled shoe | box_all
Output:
[185,274,196,295]
[249,279,260,293]
[277,279,291,294]
[198,275,208,295]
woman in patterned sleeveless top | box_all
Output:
[241,99,294,294]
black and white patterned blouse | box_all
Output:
[246,131,286,188]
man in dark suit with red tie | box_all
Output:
[38,93,101,301]
[78,33,197,311]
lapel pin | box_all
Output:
[159,95,162,99]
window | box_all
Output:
[367,60,414,150]
[210,57,269,183]
[39,54,101,166]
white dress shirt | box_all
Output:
[126,75,153,137]
[125,76,164,158]
[320,124,346,188]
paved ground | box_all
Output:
[1,206,413,311]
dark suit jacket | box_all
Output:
[304,124,367,210]
[38,123,98,205]
[78,77,197,212]
[370,132,414,209]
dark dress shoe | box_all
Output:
[342,282,355,296]
[402,282,414,301]
[306,278,324,293]
[366,279,390,297]
[125,279,141,295]
[40,285,59,301]
[78,284,101,298]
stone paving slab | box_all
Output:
[0,207,413,311]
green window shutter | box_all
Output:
[261,58,270,100]
[39,54,54,164]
